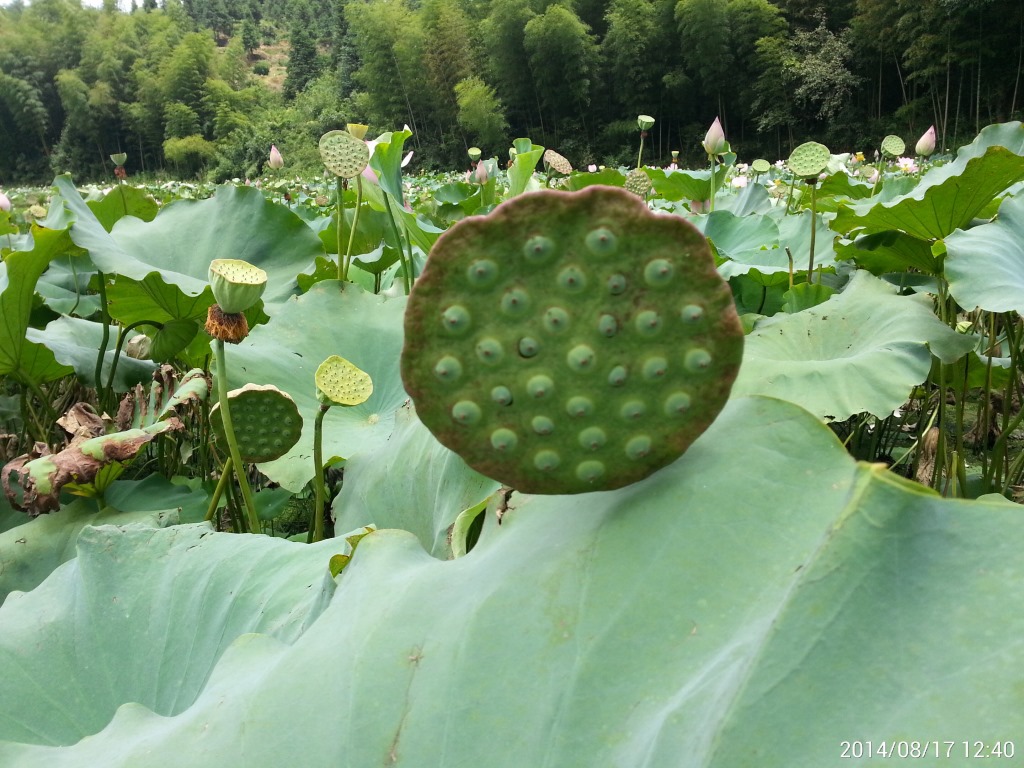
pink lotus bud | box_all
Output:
[915,125,936,157]
[689,199,709,214]
[702,117,726,155]
[474,162,488,184]
[268,144,284,169]
[587,164,597,173]
[0,192,10,212]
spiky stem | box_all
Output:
[214,337,260,533]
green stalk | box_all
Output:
[336,176,344,280]
[312,404,329,542]
[213,337,260,533]
[94,271,112,409]
[204,455,233,523]
[807,181,818,282]
[343,176,363,282]
[708,154,716,212]
[636,134,645,170]
[382,193,412,295]
[104,319,163,395]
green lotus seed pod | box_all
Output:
[401,186,744,494]
[319,130,370,178]
[110,152,128,166]
[751,158,771,174]
[208,258,267,314]
[468,147,482,162]
[637,114,655,131]
[543,149,573,175]
[315,355,373,406]
[880,134,906,159]
[624,168,652,197]
[210,384,302,462]
[786,142,830,179]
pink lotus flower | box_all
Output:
[915,125,936,157]
[896,156,918,174]
[702,117,726,155]
[731,175,748,189]
[689,199,710,214]
[587,164,597,172]
[0,192,10,212]
[268,145,284,169]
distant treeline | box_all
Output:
[1,0,1021,182]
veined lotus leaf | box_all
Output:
[1,398,1022,765]
[945,193,1024,313]
[732,271,974,420]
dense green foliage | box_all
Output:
[1,0,1023,182]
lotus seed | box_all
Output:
[644,259,674,286]
[466,259,499,287]
[576,460,606,482]
[608,365,628,386]
[685,348,713,372]
[475,338,504,364]
[585,227,617,256]
[625,435,652,459]
[664,391,692,415]
[501,287,531,316]
[543,307,570,333]
[532,415,555,435]
[635,310,662,336]
[680,304,704,323]
[642,356,668,380]
[598,314,618,337]
[527,374,554,399]
[518,337,541,357]
[578,426,607,450]
[620,400,646,420]
[491,428,518,452]
[558,265,587,292]
[441,305,471,335]
[434,356,463,381]
[567,344,596,371]
[523,235,555,263]
[534,450,561,471]
[491,386,513,406]
[452,400,482,425]
[607,274,627,295]
[566,396,594,417]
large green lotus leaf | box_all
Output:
[945,193,1024,313]
[53,176,322,316]
[647,167,720,202]
[24,316,155,392]
[0,227,75,385]
[0,495,177,606]
[832,143,1024,240]
[222,281,408,491]
[733,271,974,419]
[0,521,340,748]
[2,396,1023,765]
[687,210,780,270]
[86,186,159,232]
[835,229,940,275]
[332,401,501,557]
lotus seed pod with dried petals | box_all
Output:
[209,258,267,315]
[702,117,726,155]
[268,145,284,169]
[916,125,937,157]
[205,304,249,344]
[110,152,127,166]
[637,114,655,131]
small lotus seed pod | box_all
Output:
[110,152,128,166]
[319,130,370,178]
[315,355,373,406]
[637,114,655,131]
[209,258,267,315]
[880,134,906,159]
[468,147,482,162]
[543,149,573,175]
[210,383,302,462]
[346,123,369,140]
[125,334,152,360]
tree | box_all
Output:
[481,0,536,126]
[454,76,509,148]
[675,0,733,119]
[240,17,260,54]
[283,1,320,99]
[601,0,660,116]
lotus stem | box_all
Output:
[105,319,163,395]
[343,176,363,282]
[807,181,817,282]
[94,271,114,413]
[382,193,412,294]
[708,154,716,212]
[214,337,260,533]
[336,176,344,281]
[636,135,645,171]
[312,403,329,542]
[204,455,233,523]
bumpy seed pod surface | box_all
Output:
[316,355,373,406]
[543,149,573,175]
[880,134,906,158]
[751,158,771,174]
[786,141,830,179]
[402,186,744,494]
[210,383,302,463]
[624,168,653,197]
[209,258,267,315]
[319,130,370,178]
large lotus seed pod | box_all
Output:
[880,134,906,158]
[209,259,267,315]
[543,149,573,175]
[210,384,302,463]
[319,130,370,178]
[624,168,652,197]
[401,186,744,495]
[315,355,373,406]
[786,141,830,179]
[751,158,771,174]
